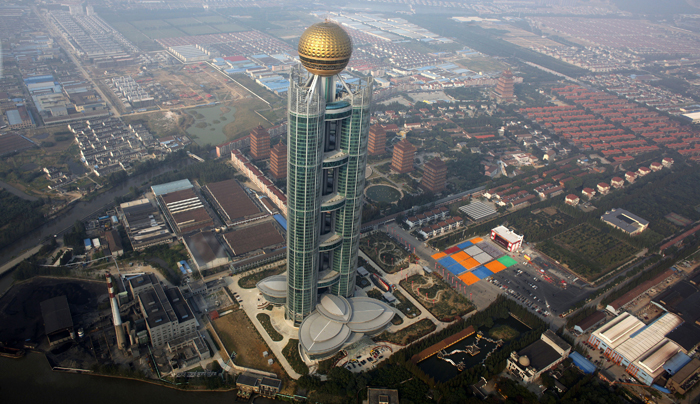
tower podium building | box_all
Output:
[257,21,393,360]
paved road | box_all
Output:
[35,7,120,117]
[0,180,38,201]
[0,245,42,277]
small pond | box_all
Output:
[365,184,402,203]
[186,105,236,146]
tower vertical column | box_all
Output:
[332,78,372,297]
[285,72,326,325]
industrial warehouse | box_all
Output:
[118,198,175,251]
[587,312,687,386]
[157,188,213,235]
[182,232,229,271]
[222,221,286,272]
[203,179,266,225]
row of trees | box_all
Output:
[0,190,47,251]
[601,235,700,306]
[150,158,237,186]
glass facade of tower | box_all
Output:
[285,66,373,325]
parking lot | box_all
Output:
[339,344,393,373]
[488,261,592,317]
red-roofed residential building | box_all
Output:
[625,171,636,183]
[662,157,674,168]
[565,194,579,206]
[649,162,663,172]
[611,177,624,189]
[582,188,596,199]
[597,182,610,195]
[637,166,651,177]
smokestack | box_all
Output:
[106,272,127,350]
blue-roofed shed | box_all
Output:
[569,351,596,374]
[664,352,691,376]
[273,214,287,231]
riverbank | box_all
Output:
[0,353,236,404]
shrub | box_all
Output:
[256,313,283,341]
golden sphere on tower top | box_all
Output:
[298,21,352,76]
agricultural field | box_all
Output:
[400,274,474,322]
[212,23,246,32]
[509,206,575,242]
[106,12,249,45]
[456,56,508,74]
[180,25,220,36]
[109,22,159,51]
[537,223,639,282]
[197,16,229,24]
[360,232,410,274]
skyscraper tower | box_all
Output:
[285,21,373,325]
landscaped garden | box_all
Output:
[374,318,436,345]
[282,339,309,375]
[256,313,283,342]
[400,274,474,322]
[393,290,421,318]
[360,232,409,274]
[238,265,285,289]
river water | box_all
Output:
[0,162,187,265]
[0,354,234,404]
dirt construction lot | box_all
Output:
[212,310,284,368]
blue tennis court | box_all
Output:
[471,266,495,279]
[457,241,473,249]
